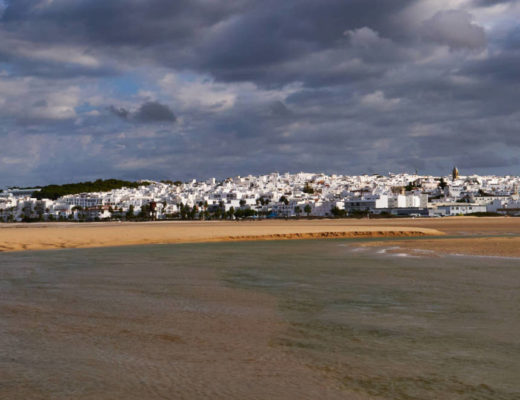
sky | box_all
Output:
[0,0,519,186]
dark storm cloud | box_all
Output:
[196,0,414,78]
[108,105,129,120]
[463,51,520,82]
[0,0,415,84]
[268,101,293,118]
[134,102,176,123]
[0,0,520,186]
[0,0,248,45]
[472,0,512,6]
[503,26,520,49]
[109,102,176,123]
[457,151,519,169]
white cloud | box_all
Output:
[21,45,100,68]
[344,27,385,47]
[33,86,80,120]
[160,73,237,111]
[0,77,80,121]
[0,31,101,68]
[421,9,487,50]
[159,72,301,112]
[360,90,401,111]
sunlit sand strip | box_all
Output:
[0,222,443,253]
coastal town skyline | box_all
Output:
[2,165,520,190]
[3,169,520,222]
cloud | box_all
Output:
[360,91,401,111]
[109,101,176,123]
[108,105,130,120]
[472,0,512,6]
[134,101,177,123]
[0,0,519,186]
[159,73,237,112]
[0,76,81,122]
[421,9,487,50]
[344,27,385,47]
[457,150,519,169]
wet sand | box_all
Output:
[0,220,442,253]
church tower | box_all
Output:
[452,166,459,180]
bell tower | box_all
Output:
[452,166,459,180]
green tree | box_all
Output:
[438,178,447,190]
[126,205,135,220]
[227,207,235,219]
[303,182,314,194]
[234,208,244,219]
[33,179,151,200]
[190,205,198,219]
[331,206,347,218]
[138,204,151,220]
[304,204,312,216]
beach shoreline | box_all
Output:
[0,219,442,253]
[2,216,520,256]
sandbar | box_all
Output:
[0,219,442,253]
[3,217,520,256]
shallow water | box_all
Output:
[222,240,520,399]
[1,240,519,399]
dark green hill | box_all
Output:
[33,179,150,200]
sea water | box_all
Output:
[1,240,519,399]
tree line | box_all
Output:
[33,179,150,200]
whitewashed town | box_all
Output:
[2,168,520,222]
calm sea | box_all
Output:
[1,240,519,399]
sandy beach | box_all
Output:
[1,216,520,256]
[0,219,442,253]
